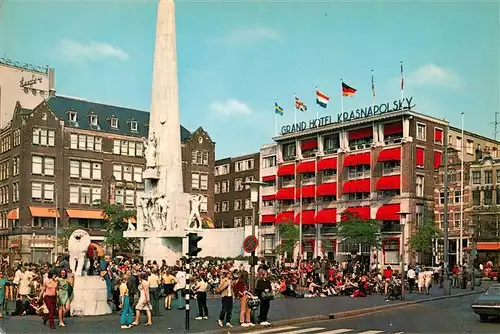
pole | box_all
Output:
[340,79,344,115]
[400,61,404,101]
[471,228,476,290]
[299,180,303,261]
[400,223,405,300]
[460,112,464,265]
[54,184,58,263]
[443,125,451,295]
[294,94,297,126]
[315,152,319,258]
[250,202,256,290]
[185,257,190,330]
[275,112,278,137]
[31,233,35,263]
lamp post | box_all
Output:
[31,232,36,263]
[397,211,409,300]
[243,180,266,290]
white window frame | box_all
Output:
[48,130,55,147]
[123,166,132,182]
[416,122,426,141]
[80,186,91,204]
[192,173,200,190]
[32,182,42,199]
[81,161,91,179]
[416,174,424,197]
[69,112,77,122]
[95,137,102,151]
[32,156,43,175]
[44,157,55,176]
[113,140,121,154]
[111,118,119,129]
[92,187,101,204]
[133,167,142,183]
[200,173,208,190]
[93,162,102,180]
[130,121,138,132]
[434,127,444,145]
[70,160,80,178]
[125,190,135,205]
[113,165,122,180]
[78,135,86,150]
[44,183,54,201]
[70,134,78,149]
[90,114,98,126]
[32,128,40,145]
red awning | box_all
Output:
[297,161,316,174]
[342,207,371,221]
[262,175,276,182]
[301,138,318,150]
[416,147,424,166]
[384,121,403,136]
[295,210,316,225]
[348,127,373,141]
[318,157,337,171]
[262,195,276,201]
[316,209,337,224]
[376,203,401,221]
[275,211,294,224]
[261,214,276,223]
[434,151,443,169]
[376,175,401,190]
[343,179,370,193]
[277,164,295,176]
[297,185,315,199]
[7,208,19,220]
[344,153,371,167]
[434,128,443,143]
[317,183,337,196]
[276,188,296,200]
[377,147,401,162]
[465,242,500,251]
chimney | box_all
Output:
[475,144,482,161]
[48,68,56,97]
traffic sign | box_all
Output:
[472,249,478,257]
[243,235,258,253]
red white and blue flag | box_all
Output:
[295,96,307,112]
[316,90,330,108]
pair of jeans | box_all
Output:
[408,278,416,293]
[43,295,57,328]
[259,298,270,323]
[176,289,185,309]
[219,296,233,324]
[197,291,208,317]
[120,295,133,325]
[239,296,251,324]
[149,288,160,316]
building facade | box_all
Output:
[214,153,260,228]
[0,58,55,128]
[0,95,215,262]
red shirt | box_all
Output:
[383,269,393,279]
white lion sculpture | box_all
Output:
[68,229,91,276]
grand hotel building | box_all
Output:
[258,107,486,267]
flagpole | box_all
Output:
[401,61,404,101]
[315,86,319,120]
[340,79,344,114]
[460,111,464,265]
[294,94,297,125]
[371,69,375,110]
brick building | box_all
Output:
[214,153,260,228]
[0,95,215,262]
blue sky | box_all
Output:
[1,0,498,158]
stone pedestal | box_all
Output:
[70,276,112,316]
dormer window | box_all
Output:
[90,115,98,126]
[68,111,77,122]
[130,121,138,132]
[110,118,119,129]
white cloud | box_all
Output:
[54,38,129,62]
[408,64,464,90]
[209,98,252,117]
[220,27,280,45]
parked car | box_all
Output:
[471,283,500,321]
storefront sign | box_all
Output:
[280,97,415,135]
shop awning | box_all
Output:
[316,209,337,224]
[343,179,370,193]
[348,127,373,141]
[277,164,295,176]
[275,211,294,224]
[318,157,337,171]
[344,153,371,167]
[66,209,105,220]
[297,161,316,174]
[376,204,401,221]
[262,175,276,182]
[296,185,315,199]
[466,242,500,251]
[342,207,371,221]
[7,208,18,220]
[384,121,403,136]
[376,175,401,190]
[276,188,296,201]
[301,138,318,150]
[262,194,276,201]
[416,147,425,166]
[295,210,316,225]
[29,206,60,218]
[317,183,337,196]
[377,147,401,162]
[261,214,276,223]
[434,151,443,169]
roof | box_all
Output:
[44,95,191,142]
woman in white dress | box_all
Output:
[132,273,152,326]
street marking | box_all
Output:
[282,328,325,334]
[357,331,384,334]
[248,326,298,334]
[318,330,355,334]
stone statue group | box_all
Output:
[139,193,172,231]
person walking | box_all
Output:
[407,266,416,294]
[0,271,11,318]
[56,270,71,327]
[174,267,186,310]
[147,268,161,317]
[194,276,209,320]
[119,276,133,329]
[42,272,58,329]
[132,273,153,326]
[162,270,175,310]
[217,271,234,328]
[234,271,255,327]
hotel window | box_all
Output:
[234,178,244,191]
[113,140,121,154]
[86,136,94,151]
[115,188,124,205]
[44,157,55,176]
[81,162,91,179]
[91,136,102,151]
[135,142,143,157]
[456,137,463,151]
[128,142,135,156]
[454,189,462,203]
[70,134,78,149]
[214,202,220,212]
[434,128,443,145]
[234,217,243,227]
[200,197,207,213]
[472,171,481,184]
[234,200,242,210]
[263,156,276,168]
[90,114,98,126]
[215,183,220,194]
[125,190,135,205]
[347,165,370,180]
[244,198,252,210]
[44,183,54,201]
[113,165,122,180]
[13,129,20,146]
[416,175,424,197]
[191,151,197,164]
[200,173,208,190]
[69,111,77,122]
[484,170,493,184]
[123,166,132,182]
[92,187,101,204]
[48,130,55,146]
[192,173,200,190]
[13,182,19,202]
[382,161,401,175]
[111,118,118,129]
[323,136,339,153]
[453,212,461,229]
[81,186,91,204]
[70,161,79,178]
[222,181,229,193]
[133,167,142,183]
[416,123,426,141]
[12,157,19,176]
[78,135,86,149]
[32,182,42,199]
[222,201,229,212]
[93,163,102,180]
[283,143,296,160]
[466,140,474,155]
[121,141,128,155]
[32,156,43,175]
[244,176,255,189]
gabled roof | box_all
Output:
[44,95,192,142]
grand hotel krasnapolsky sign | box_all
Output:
[280,97,416,135]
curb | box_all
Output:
[203,289,483,334]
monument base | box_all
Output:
[143,235,183,265]
[70,276,112,316]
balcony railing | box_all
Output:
[282,179,295,187]
[283,155,296,162]
[324,147,339,155]
[384,136,403,145]
[348,171,371,180]
[302,227,316,235]
[302,150,317,158]
[382,166,401,175]
[322,175,337,183]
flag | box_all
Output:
[316,90,330,108]
[401,61,404,90]
[371,71,376,99]
[274,102,284,116]
[295,96,307,112]
[342,82,357,97]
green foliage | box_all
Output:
[101,203,138,256]
[337,214,382,249]
[409,212,442,252]
[274,221,299,256]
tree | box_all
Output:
[101,203,138,257]
[273,221,299,258]
[337,214,382,257]
[408,208,442,253]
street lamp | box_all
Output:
[31,232,36,263]
[397,211,409,300]
[243,180,266,290]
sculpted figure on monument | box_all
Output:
[155,194,170,230]
[140,195,152,231]
[143,132,158,169]
[149,194,162,231]
[68,229,91,276]
[188,194,205,229]
[126,217,136,231]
